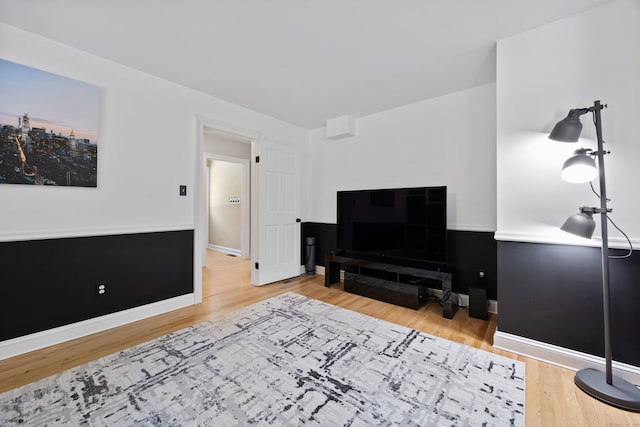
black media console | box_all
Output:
[324,254,457,319]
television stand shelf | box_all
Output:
[324,254,457,319]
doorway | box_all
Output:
[193,119,259,304]
[194,118,301,303]
[202,129,252,264]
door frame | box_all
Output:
[203,152,250,259]
[194,117,262,303]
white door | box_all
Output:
[254,140,300,286]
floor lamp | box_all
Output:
[549,100,640,412]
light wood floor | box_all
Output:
[1,249,639,426]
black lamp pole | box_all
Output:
[594,101,612,385]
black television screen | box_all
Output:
[337,186,447,265]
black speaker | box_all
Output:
[469,273,488,320]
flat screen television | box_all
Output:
[337,186,447,265]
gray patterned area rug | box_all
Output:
[0,292,525,426]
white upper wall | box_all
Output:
[305,83,497,232]
[209,160,242,249]
[0,24,306,241]
[203,132,251,160]
[496,0,640,248]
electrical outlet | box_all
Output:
[96,283,107,296]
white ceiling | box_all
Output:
[0,0,614,129]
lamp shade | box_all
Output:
[561,149,597,183]
[549,110,584,142]
[561,209,596,239]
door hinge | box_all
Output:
[255,262,259,270]
[255,156,260,163]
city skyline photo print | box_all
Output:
[0,58,99,187]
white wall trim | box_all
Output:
[493,330,640,386]
[302,218,336,224]
[489,299,498,315]
[447,224,497,233]
[494,231,639,250]
[209,244,241,257]
[0,224,195,242]
[0,294,195,361]
[296,264,323,276]
[302,219,497,234]
[197,117,263,143]
[452,293,498,314]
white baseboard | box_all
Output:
[494,330,640,386]
[209,244,241,257]
[0,294,195,361]
[299,264,323,276]
[450,293,498,314]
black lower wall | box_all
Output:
[0,230,194,341]
[498,241,640,366]
[301,222,497,300]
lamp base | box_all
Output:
[575,368,640,412]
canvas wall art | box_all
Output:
[0,59,99,187]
